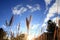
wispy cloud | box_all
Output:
[44,0,52,6]
[12,4,40,15]
[42,0,60,30]
[52,17,60,26]
[2,25,6,29]
[12,5,27,15]
[42,23,46,27]
[42,0,59,28]
[30,4,40,12]
[31,24,40,30]
[57,0,60,14]
[27,5,32,9]
[44,0,52,14]
[44,0,58,23]
[26,4,40,12]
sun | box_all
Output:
[27,34,34,40]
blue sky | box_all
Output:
[0,0,60,38]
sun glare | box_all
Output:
[27,34,34,40]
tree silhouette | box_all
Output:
[47,20,56,33]
[0,28,7,40]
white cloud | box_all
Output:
[31,4,40,12]
[42,0,60,29]
[26,4,40,12]
[42,0,58,27]
[12,5,27,15]
[41,23,47,32]
[52,17,60,26]
[57,0,60,14]
[27,5,32,9]
[31,24,40,30]
[2,25,6,29]
[44,0,52,6]
[44,18,50,23]
[44,0,60,14]
[44,0,60,23]
[44,1,57,23]
[52,17,57,22]
[58,6,60,14]
[44,0,52,14]
[44,7,48,14]
[12,4,40,15]
[42,23,46,27]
